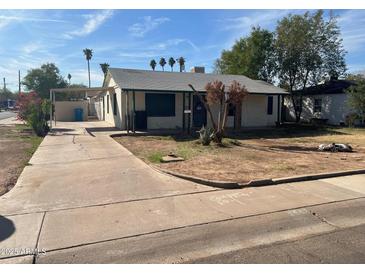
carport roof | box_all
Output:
[50,87,114,97]
[108,68,288,95]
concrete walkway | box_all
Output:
[1,121,365,263]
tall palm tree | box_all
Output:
[100,63,110,77]
[159,57,166,71]
[177,57,186,72]
[150,59,157,71]
[168,57,176,72]
[83,48,93,88]
[67,73,72,86]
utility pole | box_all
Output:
[3,77,5,92]
[18,70,21,93]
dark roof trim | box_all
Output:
[121,88,284,95]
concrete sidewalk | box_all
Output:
[1,121,365,263]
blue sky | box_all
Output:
[0,9,364,91]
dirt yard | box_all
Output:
[0,124,43,196]
[114,126,365,183]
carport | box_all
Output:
[49,87,114,129]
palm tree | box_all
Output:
[168,57,176,72]
[177,57,186,72]
[100,63,110,77]
[159,57,166,71]
[150,59,157,71]
[83,48,93,88]
[67,73,72,86]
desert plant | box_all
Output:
[198,125,214,146]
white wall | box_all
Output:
[54,101,88,121]
[241,94,279,127]
[285,93,351,125]
[102,77,123,128]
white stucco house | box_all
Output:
[284,79,356,125]
[92,67,287,131]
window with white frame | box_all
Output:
[314,98,322,113]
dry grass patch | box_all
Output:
[0,124,43,196]
[113,126,365,183]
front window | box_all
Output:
[314,98,322,113]
[146,93,175,117]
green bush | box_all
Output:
[17,92,50,137]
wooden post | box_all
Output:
[126,91,130,133]
[188,92,191,134]
[277,95,281,125]
[182,92,185,132]
[132,91,136,133]
[49,90,53,129]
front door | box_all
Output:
[193,95,207,128]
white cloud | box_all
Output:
[0,14,65,29]
[220,10,290,32]
[128,16,170,37]
[154,38,199,51]
[64,10,114,39]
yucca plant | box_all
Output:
[198,125,214,146]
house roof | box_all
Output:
[294,79,355,95]
[107,68,287,95]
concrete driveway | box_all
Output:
[0,121,212,215]
[1,120,365,263]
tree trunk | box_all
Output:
[87,60,91,88]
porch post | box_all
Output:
[188,92,191,134]
[182,92,186,132]
[277,95,281,126]
[126,90,130,133]
[132,91,136,133]
[53,90,56,126]
[49,90,53,129]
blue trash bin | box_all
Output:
[74,108,83,121]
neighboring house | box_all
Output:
[96,67,287,131]
[284,79,356,125]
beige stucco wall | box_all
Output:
[54,101,88,121]
[284,93,351,125]
[241,94,279,127]
[102,77,123,128]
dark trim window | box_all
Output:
[107,95,109,114]
[146,93,175,117]
[113,93,117,115]
[314,98,322,113]
[267,96,273,115]
[228,103,236,116]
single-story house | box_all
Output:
[284,79,356,125]
[95,67,287,131]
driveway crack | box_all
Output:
[32,211,46,264]
[309,210,340,229]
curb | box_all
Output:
[244,168,365,187]
[154,165,365,189]
[152,166,242,189]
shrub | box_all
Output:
[16,91,50,136]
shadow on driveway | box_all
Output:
[0,216,15,242]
